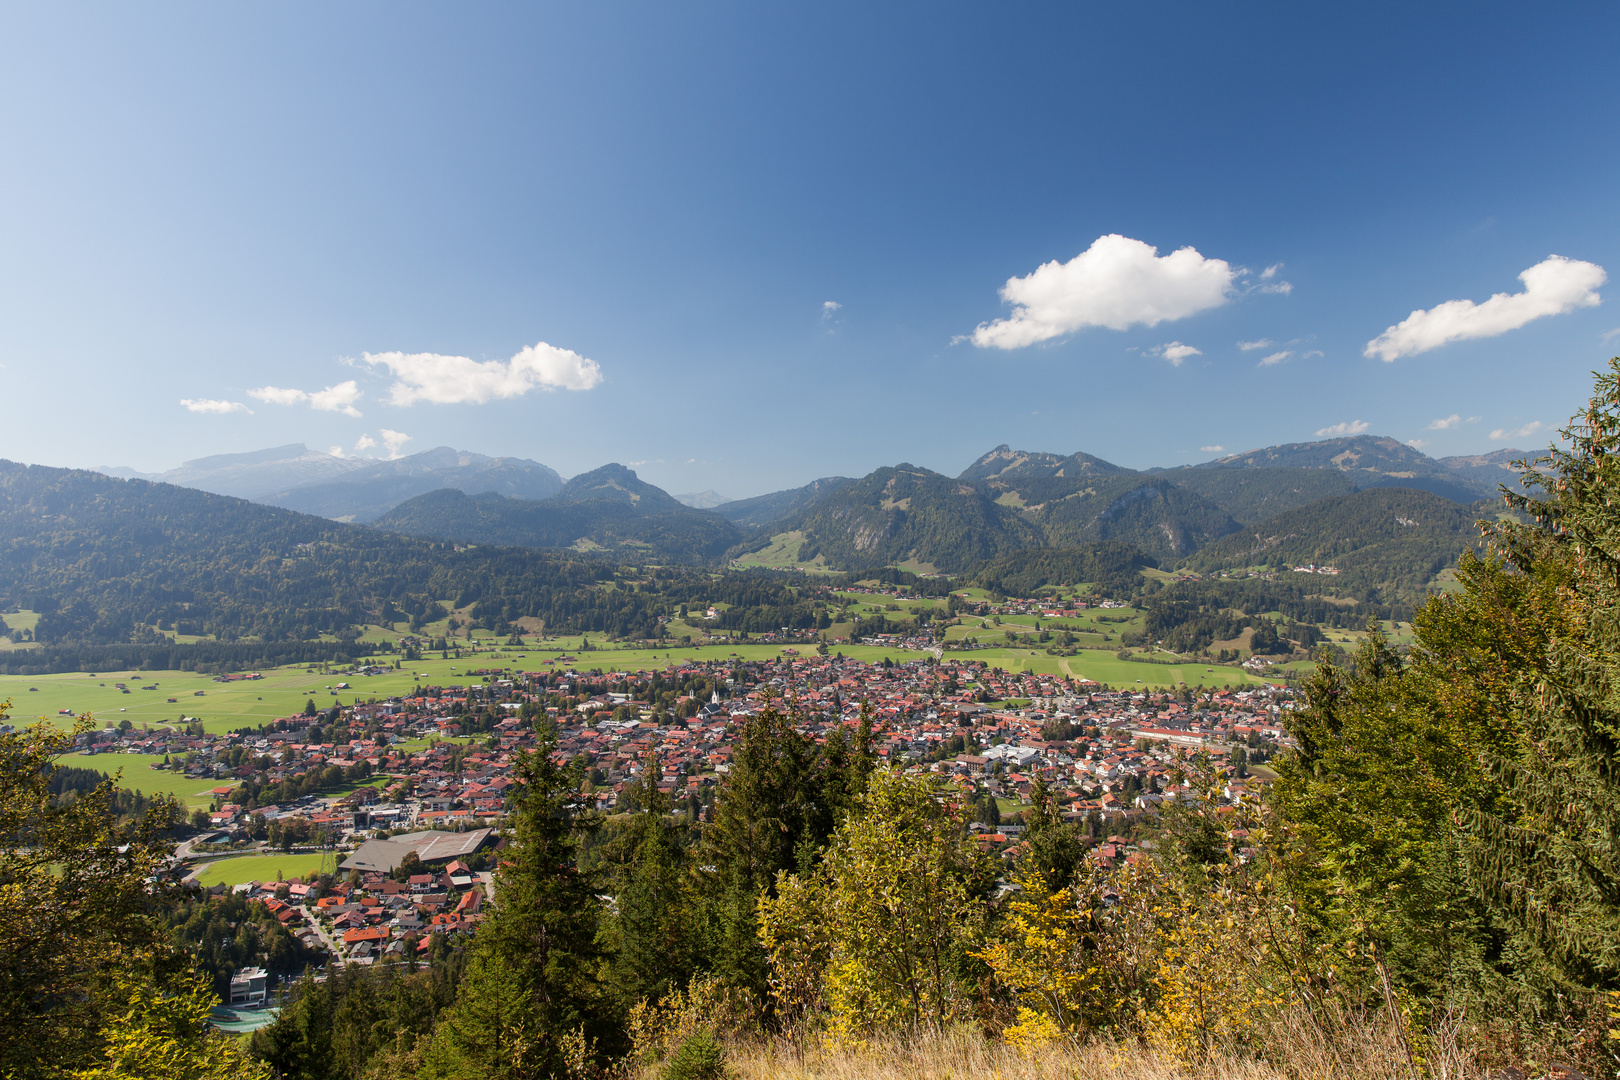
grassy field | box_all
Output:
[1,622,1292,733]
[0,609,42,652]
[953,647,1277,688]
[54,751,233,806]
[730,531,835,571]
[190,852,336,886]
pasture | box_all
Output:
[190,852,336,887]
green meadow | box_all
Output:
[53,751,232,807]
[190,852,337,886]
[2,619,1291,741]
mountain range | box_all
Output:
[95,444,564,522]
[85,434,1532,575]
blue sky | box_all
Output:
[1,2,1616,498]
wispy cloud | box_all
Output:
[1257,350,1293,367]
[1316,419,1370,438]
[179,398,251,415]
[1365,255,1606,361]
[1490,420,1547,441]
[360,342,602,405]
[1428,414,1462,430]
[1602,326,1620,343]
[1152,341,1202,366]
[1200,445,1225,453]
[1255,263,1293,295]
[248,380,363,417]
[1237,339,1273,352]
[971,234,1236,349]
[821,301,841,320]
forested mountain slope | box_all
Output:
[0,461,729,645]
[771,464,1040,572]
[1002,474,1241,559]
[963,542,1155,597]
[1149,466,1360,524]
[718,476,854,529]
[374,487,742,564]
[1182,486,1488,601]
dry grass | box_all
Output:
[692,1010,1485,1080]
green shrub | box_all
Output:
[662,1030,727,1080]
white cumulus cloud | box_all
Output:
[354,435,377,452]
[821,301,841,319]
[1428,414,1462,430]
[1365,255,1606,361]
[248,381,363,418]
[1316,419,1370,438]
[179,398,251,415]
[1258,350,1293,367]
[1154,341,1202,366]
[361,342,603,405]
[971,234,1236,349]
[1490,420,1546,441]
[1408,438,1429,449]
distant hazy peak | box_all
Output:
[1437,449,1527,469]
[174,443,327,471]
[676,490,731,509]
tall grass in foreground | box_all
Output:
[690,1013,1479,1080]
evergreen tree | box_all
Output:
[605,764,700,1008]
[699,698,821,1003]
[1274,360,1620,1016]
[418,729,612,1079]
[1018,778,1086,891]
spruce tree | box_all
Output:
[1456,359,1620,993]
[417,729,612,1079]
[606,764,700,1008]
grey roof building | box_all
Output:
[339,828,495,874]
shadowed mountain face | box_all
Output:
[770,465,1041,573]
[0,459,639,646]
[556,463,682,509]
[1183,486,1487,603]
[374,465,741,564]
